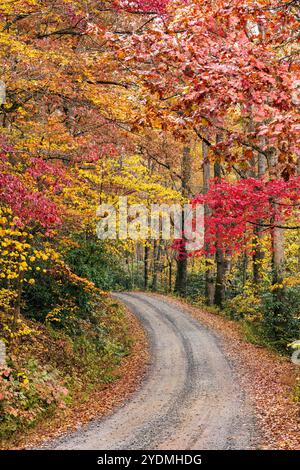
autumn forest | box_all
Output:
[0,0,299,452]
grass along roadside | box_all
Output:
[0,296,149,450]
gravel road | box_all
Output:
[45,292,257,450]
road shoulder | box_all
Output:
[151,293,300,450]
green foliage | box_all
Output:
[260,288,300,352]
[293,378,300,403]
[0,297,131,441]
[224,288,262,322]
[0,361,68,439]
[22,236,133,327]
[65,237,132,292]
[22,271,91,325]
[185,272,206,303]
[224,286,300,353]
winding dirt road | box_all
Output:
[46,292,257,450]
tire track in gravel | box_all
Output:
[44,292,258,450]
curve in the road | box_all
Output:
[45,293,257,450]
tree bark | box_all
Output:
[272,223,285,286]
[175,255,187,296]
[252,139,267,283]
[168,260,173,292]
[202,140,215,305]
[151,240,161,291]
[269,149,285,315]
[214,246,226,307]
[144,244,149,290]
[174,146,191,297]
[214,136,227,307]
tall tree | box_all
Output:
[174,146,191,296]
[202,141,215,305]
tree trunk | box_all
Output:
[174,146,191,297]
[202,140,215,305]
[252,225,264,284]
[144,244,149,290]
[252,143,266,283]
[151,240,161,291]
[175,255,187,296]
[214,246,226,307]
[242,251,248,287]
[214,138,227,307]
[271,214,285,322]
[169,260,173,292]
[270,149,285,314]
[272,224,285,286]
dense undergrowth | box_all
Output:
[181,270,300,355]
[0,235,133,444]
[0,295,131,443]
[180,271,300,403]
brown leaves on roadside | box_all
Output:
[160,294,300,451]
